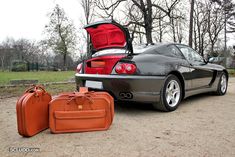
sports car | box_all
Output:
[75,20,228,111]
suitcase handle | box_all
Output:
[79,87,89,93]
[68,94,94,109]
[25,85,46,94]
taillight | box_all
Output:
[115,63,136,74]
[76,63,82,73]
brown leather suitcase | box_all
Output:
[16,85,52,137]
[49,87,114,133]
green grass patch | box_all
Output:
[0,71,75,85]
[228,68,235,77]
[0,83,76,99]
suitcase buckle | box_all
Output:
[78,105,83,110]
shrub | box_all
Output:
[11,60,27,72]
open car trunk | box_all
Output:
[84,20,133,74]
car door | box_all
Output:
[176,45,214,89]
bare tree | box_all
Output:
[227,13,235,33]
[188,0,195,47]
[175,11,185,43]
[0,38,43,71]
[80,0,96,57]
[44,4,77,70]
[207,2,225,53]
[95,0,125,19]
[95,0,180,44]
[193,1,209,56]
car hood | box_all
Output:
[84,20,133,54]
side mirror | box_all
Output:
[208,57,215,63]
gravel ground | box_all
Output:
[0,78,235,157]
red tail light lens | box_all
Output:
[76,63,82,73]
[115,63,136,74]
[115,64,125,74]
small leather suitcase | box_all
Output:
[49,87,114,133]
[16,85,52,137]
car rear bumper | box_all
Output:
[75,73,165,103]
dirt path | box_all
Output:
[1,78,235,157]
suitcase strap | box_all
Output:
[67,94,94,110]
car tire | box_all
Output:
[216,72,228,96]
[153,74,182,112]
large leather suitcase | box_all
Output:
[16,85,52,137]
[49,87,114,133]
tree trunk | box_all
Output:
[86,32,91,58]
[201,38,204,56]
[193,19,197,50]
[145,26,153,44]
[145,0,153,44]
[170,16,176,42]
[211,43,214,54]
[159,17,163,42]
[63,53,67,71]
[0,56,4,71]
[188,0,195,47]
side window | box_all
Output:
[191,50,204,62]
[167,45,184,59]
[176,45,204,63]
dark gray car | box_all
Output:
[75,20,228,111]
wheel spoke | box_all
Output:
[174,88,180,94]
[166,95,171,103]
[171,97,176,104]
[166,88,170,94]
[173,92,178,98]
[169,82,174,90]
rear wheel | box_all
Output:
[216,72,228,95]
[153,74,182,112]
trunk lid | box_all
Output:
[84,20,133,54]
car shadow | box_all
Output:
[114,92,217,113]
[180,92,217,106]
[114,101,155,113]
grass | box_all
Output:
[228,68,235,77]
[0,71,75,85]
[0,71,77,98]
[0,83,77,99]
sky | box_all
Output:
[0,0,83,42]
[0,0,234,46]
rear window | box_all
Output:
[92,48,127,57]
[133,44,157,54]
[92,44,157,57]
[143,44,184,58]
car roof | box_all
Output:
[134,43,189,50]
[133,43,172,53]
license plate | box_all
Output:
[85,81,103,89]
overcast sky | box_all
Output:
[0,0,83,42]
[0,0,234,46]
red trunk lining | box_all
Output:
[86,24,126,50]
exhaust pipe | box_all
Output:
[126,93,132,99]
[119,92,133,99]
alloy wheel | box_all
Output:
[221,74,227,93]
[165,80,181,107]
